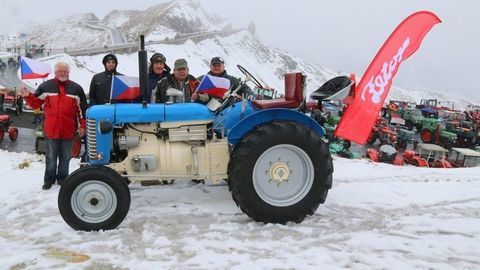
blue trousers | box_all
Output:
[44,138,72,185]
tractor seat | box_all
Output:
[0,115,10,122]
[252,72,304,110]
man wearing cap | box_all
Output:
[148,53,171,102]
[155,58,199,103]
[88,53,122,106]
[193,57,254,103]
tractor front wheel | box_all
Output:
[228,121,333,224]
[58,166,130,231]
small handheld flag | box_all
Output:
[196,75,231,98]
[20,56,51,79]
[110,75,140,101]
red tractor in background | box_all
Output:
[0,114,19,144]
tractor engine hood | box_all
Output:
[86,103,215,124]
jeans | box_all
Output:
[44,138,73,185]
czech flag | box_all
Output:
[111,75,140,100]
[20,56,52,79]
[197,75,231,98]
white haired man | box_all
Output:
[20,62,87,190]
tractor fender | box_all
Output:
[227,109,324,145]
[413,156,429,167]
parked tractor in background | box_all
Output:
[399,108,425,131]
[438,110,477,147]
[403,143,452,168]
[57,37,336,231]
[0,89,23,115]
[367,118,398,146]
[419,118,457,148]
[448,148,480,167]
[0,114,19,144]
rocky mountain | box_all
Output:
[22,0,228,48]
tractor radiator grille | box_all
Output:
[87,119,98,159]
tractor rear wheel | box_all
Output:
[58,166,130,231]
[228,121,333,224]
[421,129,433,143]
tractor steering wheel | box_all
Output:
[237,64,264,89]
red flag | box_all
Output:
[334,11,441,144]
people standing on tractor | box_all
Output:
[88,54,122,106]
[155,59,199,103]
[148,53,170,103]
[19,62,87,190]
[193,57,254,103]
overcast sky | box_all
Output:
[1,0,479,102]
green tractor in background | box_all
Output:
[399,108,425,131]
[438,110,477,148]
[420,118,457,148]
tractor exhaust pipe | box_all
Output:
[138,35,148,107]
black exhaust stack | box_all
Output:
[138,35,148,107]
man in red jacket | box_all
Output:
[20,62,87,190]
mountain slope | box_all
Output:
[17,0,479,108]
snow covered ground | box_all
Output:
[0,150,479,269]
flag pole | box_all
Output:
[109,74,115,104]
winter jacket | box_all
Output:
[147,70,170,102]
[197,70,254,101]
[155,74,199,103]
[25,78,87,140]
[88,70,122,106]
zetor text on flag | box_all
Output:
[334,11,441,144]
[110,75,140,101]
[20,56,52,79]
[196,75,231,98]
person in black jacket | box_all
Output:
[147,53,170,102]
[155,59,199,103]
[88,54,122,106]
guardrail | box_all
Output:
[64,29,245,56]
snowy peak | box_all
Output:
[22,0,228,48]
[118,0,227,42]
